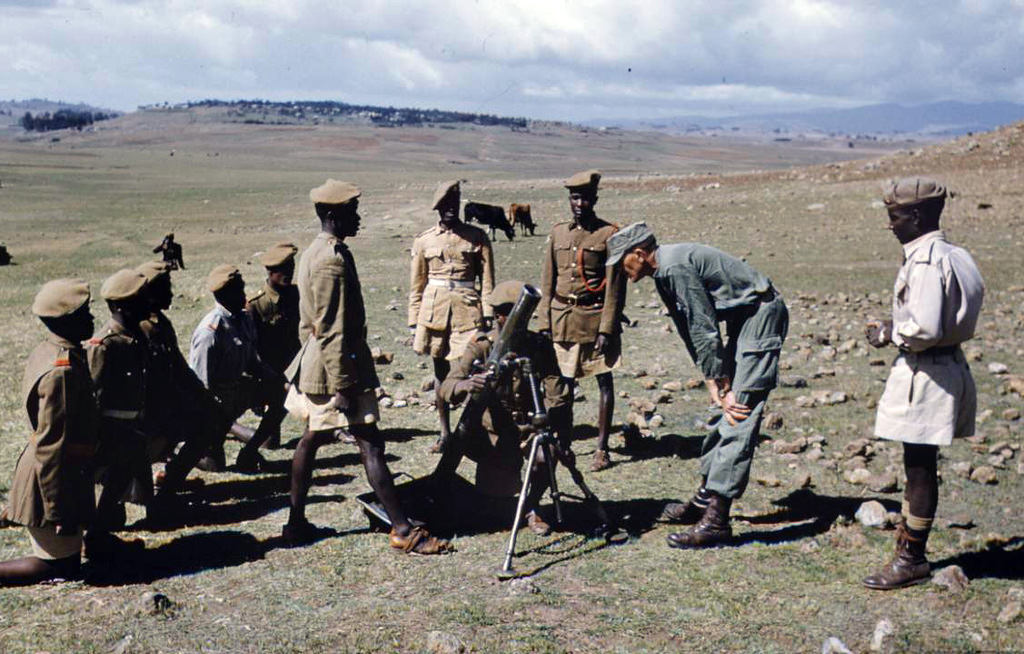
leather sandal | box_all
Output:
[389,526,453,555]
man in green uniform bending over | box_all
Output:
[607,222,789,548]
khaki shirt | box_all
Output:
[537,218,625,342]
[5,336,98,528]
[140,311,207,425]
[291,232,379,395]
[87,319,147,423]
[892,231,985,352]
[408,222,495,330]
[247,282,300,374]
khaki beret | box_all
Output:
[101,269,148,302]
[309,179,361,206]
[882,177,947,208]
[260,242,299,268]
[135,259,172,282]
[606,222,657,266]
[207,264,243,292]
[489,280,526,310]
[564,169,601,191]
[431,180,461,210]
[32,278,90,318]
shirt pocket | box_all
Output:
[554,244,573,270]
[734,335,784,391]
[581,245,607,276]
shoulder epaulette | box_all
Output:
[247,290,266,304]
[87,337,103,346]
[53,357,71,368]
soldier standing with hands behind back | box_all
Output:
[538,170,624,471]
[409,180,494,451]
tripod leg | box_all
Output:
[503,434,541,573]
[544,439,564,525]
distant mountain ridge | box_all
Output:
[593,101,1024,137]
[1,98,118,127]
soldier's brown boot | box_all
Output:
[657,486,712,524]
[666,492,732,549]
[862,524,931,590]
[525,511,552,536]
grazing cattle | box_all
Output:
[509,203,536,236]
[464,202,515,241]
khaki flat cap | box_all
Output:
[260,242,299,268]
[309,179,361,206]
[135,260,172,282]
[489,280,526,310]
[32,278,90,318]
[564,169,601,191]
[431,180,461,210]
[882,176,947,208]
[606,222,656,266]
[101,269,148,301]
[207,264,243,292]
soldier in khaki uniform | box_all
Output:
[409,180,494,449]
[283,179,450,554]
[86,269,151,554]
[538,170,625,471]
[0,280,98,585]
[246,242,301,448]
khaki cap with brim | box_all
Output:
[260,242,299,268]
[489,280,526,310]
[207,264,243,292]
[309,179,361,206]
[101,269,148,302]
[606,222,656,266]
[136,260,172,282]
[431,180,461,210]
[882,177,947,208]
[564,169,601,191]
[32,278,90,318]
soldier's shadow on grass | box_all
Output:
[381,427,436,443]
[614,432,705,463]
[932,537,1024,581]
[731,489,900,546]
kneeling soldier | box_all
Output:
[0,280,98,585]
[437,280,571,534]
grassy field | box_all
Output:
[0,117,1021,653]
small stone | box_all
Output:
[988,362,1009,375]
[426,630,466,654]
[950,461,973,478]
[932,565,970,593]
[1002,408,1021,421]
[632,368,648,378]
[970,465,998,484]
[800,539,821,553]
[648,414,664,429]
[626,412,648,429]
[662,380,683,392]
[837,339,858,354]
[823,391,849,405]
[391,371,404,381]
[780,376,808,388]
[844,438,871,458]
[420,376,436,392]
[684,377,704,389]
[988,440,1012,455]
[885,511,902,526]
[773,437,807,454]
[793,472,813,488]
[139,590,174,615]
[755,474,781,487]
[867,472,899,493]
[997,601,1022,624]
[965,348,984,362]
[379,397,394,408]
[855,500,888,528]
[843,468,872,485]
[869,618,894,652]
[642,379,659,390]
[821,636,853,654]
[805,447,824,462]
[392,399,408,408]
[371,348,394,364]
[812,367,836,378]
[763,412,784,430]
[1006,375,1024,396]
[795,395,815,408]
[508,578,540,595]
[653,390,673,404]
[869,358,887,366]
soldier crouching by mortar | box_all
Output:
[432,280,572,535]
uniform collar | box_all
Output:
[437,220,463,234]
[902,230,945,260]
[214,303,241,320]
[47,333,81,350]
[262,282,280,301]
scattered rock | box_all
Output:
[795,395,815,408]
[950,461,973,478]
[662,380,684,392]
[420,376,436,392]
[970,466,998,485]
[780,376,808,388]
[867,472,899,493]
[763,412,784,430]
[426,630,466,654]
[869,357,887,366]
[988,362,1009,375]
[626,412,648,429]
[684,377,704,389]
[800,539,821,553]
[754,474,781,487]
[379,397,394,409]
[997,601,1021,624]
[632,368,648,378]
[1002,408,1021,421]
[870,618,894,652]
[837,339,858,354]
[641,379,659,390]
[508,578,540,595]
[932,565,970,593]
[138,590,174,615]
[843,468,872,485]
[964,348,984,362]
[773,437,807,454]
[855,500,888,528]
[844,438,871,458]
[820,391,849,405]
[793,471,813,488]
[812,367,836,378]
[648,414,665,429]
[370,348,394,364]
[652,390,673,405]
[391,371,404,381]
[821,636,852,654]
[805,447,825,462]
[1006,376,1024,397]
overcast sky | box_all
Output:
[2,0,1023,121]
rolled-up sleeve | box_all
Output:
[894,263,945,352]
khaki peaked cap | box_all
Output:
[309,179,361,206]
[606,222,656,266]
[101,269,148,302]
[564,169,601,191]
[260,242,299,268]
[489,280,526,310]
[882,176,947,208]
[431,180,461,210]
[207,264,243,292]
[32,278,91,318]
[136,260,172,282]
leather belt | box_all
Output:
[553,291,603,307]
[903,344,960,357]
[428,278,476,289]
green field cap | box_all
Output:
[606,222,656,266]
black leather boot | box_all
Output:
[658,484,712,524]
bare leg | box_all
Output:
[0,554,80,586]
[352,423,413,536]
[286,427,336,527]
[595,372,614,453]
[431,357,451,452]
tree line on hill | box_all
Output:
[19,109,117,132]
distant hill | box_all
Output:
[0,99,119,128]
[595,101,1024,138]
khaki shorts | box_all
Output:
[413,325,474,361]
[27,525,82,560]
[285,386,379,432]
[553,340,621,379]
[874,350,977,446]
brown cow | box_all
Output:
[508,203,536,236]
